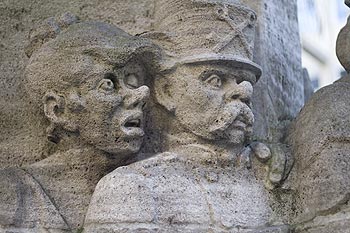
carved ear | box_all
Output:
[43,91,65,124]
[154,77,176,114]
[43,91,77,132]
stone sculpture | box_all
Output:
[287,3,350,232]
[0,0,331,232]
[0,13,160,232]
[84,1,287,232]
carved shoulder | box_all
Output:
[0,168,68,231]
[84,152,209,232]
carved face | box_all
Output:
[47,55,149,156]
[157,63,255,145]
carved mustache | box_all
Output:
[209,102,254,134]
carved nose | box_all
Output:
[225,81,253,103]
[124,85,150,109]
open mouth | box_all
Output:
[121,114,144,137]
[124,119,141,128]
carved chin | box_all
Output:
[209,127,248,145]
[225,127,252,144]
[98,137,143,156]
[208,104,254,143]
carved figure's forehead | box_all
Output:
[52,53,113,86]
[178,63,256,84]
[121,58,146,75]
[121,58,146,84]
[73,55,146,91]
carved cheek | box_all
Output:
[86,91,123,113]
[205,89,224,108]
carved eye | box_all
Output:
[241,98,251,107]
[99,79,115,92]
[205,74,222,88]
[124,74,140,89]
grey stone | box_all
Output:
[0,15,160,232]
[85,152,275,232]
[302,68,314,103]
[288,8,350,229]
[289,76,350,231]
[0,0,305,232]
[0,168,69,231]
[251,142,272,163]
[84,1,289,232]
[0,0,304,168]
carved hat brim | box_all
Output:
[161,54,262,82]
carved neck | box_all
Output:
[26,138,126,194]
[160,119,244,164]
[23,140,125,229]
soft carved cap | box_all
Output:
[25,15,161,108]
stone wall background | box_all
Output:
[248,0,305,143]
[0,0,305,168]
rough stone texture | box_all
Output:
[0,0,156,169]
[286,9,350,231]
[288,76,350,232]
[244,0,304,143]
[302,68,314,104]
[0,17,160,232]
[0,168,69,231]
[0,0,304,167]
[0,0,305,232]
[84,1,292,232]
[85,152,276,232]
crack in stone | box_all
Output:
[295,193,350,231]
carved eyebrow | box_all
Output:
[84,72,117,91]
[104,72,117,82]
[199,70,225,80]
[198,68,255,85]
[219,69,255,84]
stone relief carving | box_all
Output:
[286,6,350,231]
[0,13,161,232]
[2,0,350,233]
[84,1,287,232]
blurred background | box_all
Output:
[298,0,350,90]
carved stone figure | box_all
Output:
[0,13,160,232]
[287,4,350,232]
[84,1,287,232]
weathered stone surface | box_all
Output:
[84,1,291,232]
[288,76,350,231]
[246,0,304,143]
[302,68,314,103]
[0,16,160,232]
[294,208,350,233]
[85,152,275,232]
[0,0,304,167]
[0,0,156,169]
[0,168,69,231]
[0,0,305,232]
[288,11,350,228]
